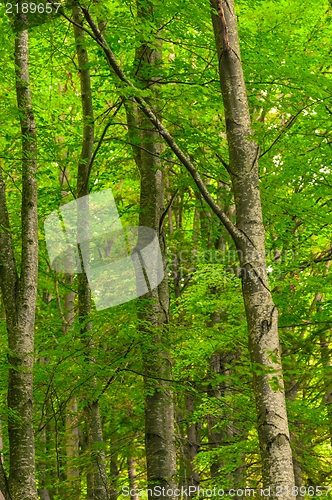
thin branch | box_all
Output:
[84,97,124,191]
[159,188,179,233]
[260,97,332,158]
[49,0,97,42]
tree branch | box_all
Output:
[84,97,124,191]
[78,6,245,247]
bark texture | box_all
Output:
[127,457,139,500]
[207,353,233,480]
[137,126,177,498]
[73,5,108,499]
[128,2,177,496]
[210,0,295,494]
[58,153,81,498]
[37,357,52,500]
[184,394,200,493]
[65,378,80,497]
[109,449,119,500]
[0,24,39,500]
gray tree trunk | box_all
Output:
[284,356,303,499]
[57,151,81,499]
[165,175,181,301]
[37,358,52,500]
[109,449,119,500]
[207,353,234,481]
[0,21,39,500]
[210,0,295,494]
[321,331,332,443]
[65,391,80,497]
[128,2,177,497]
[128,457,138,500]
[73,5,108,499]
[184,394,200,494]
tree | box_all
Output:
[80,2,296,495]
[126,1,177,496]
[210,0,295,493]
[0,13,39,500]
[73,4,108,498]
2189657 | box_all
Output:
[5,3,61,14]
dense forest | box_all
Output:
[0,0,332,499]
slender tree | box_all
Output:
[209,0,295,493]
[73,4,108,498]
[125,1,177,496]
[0,15,39,500]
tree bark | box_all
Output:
[127,457,138,500]
[37,358,52,500]
[207,353,234,481]
[210,0,295,494]
[184,394,200,494]
[73,4,108,499]
[128,2,177,497]
[165,174,181,301]
[57,147,82,499]
[65,391,80,497]
[109,452,119,500]
[0,21,39,500]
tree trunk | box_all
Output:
[321,331,332,443]
[315,287,332,445]
[0,20,39,500]
[127,457,138,500]
[210,0,295,494]
[73,5,108,499]
[84,403,108,500]
[130,2,177,497]
[284,356,303,499]
[185,394,200,494]
[37,358,52,500]
[57,153,82,499]
[137,107,177,500]
[109,453,119,500]
[65,396,80,497]
[207,353,234,481]
[165,174,181,301]
[81,6,295,496]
